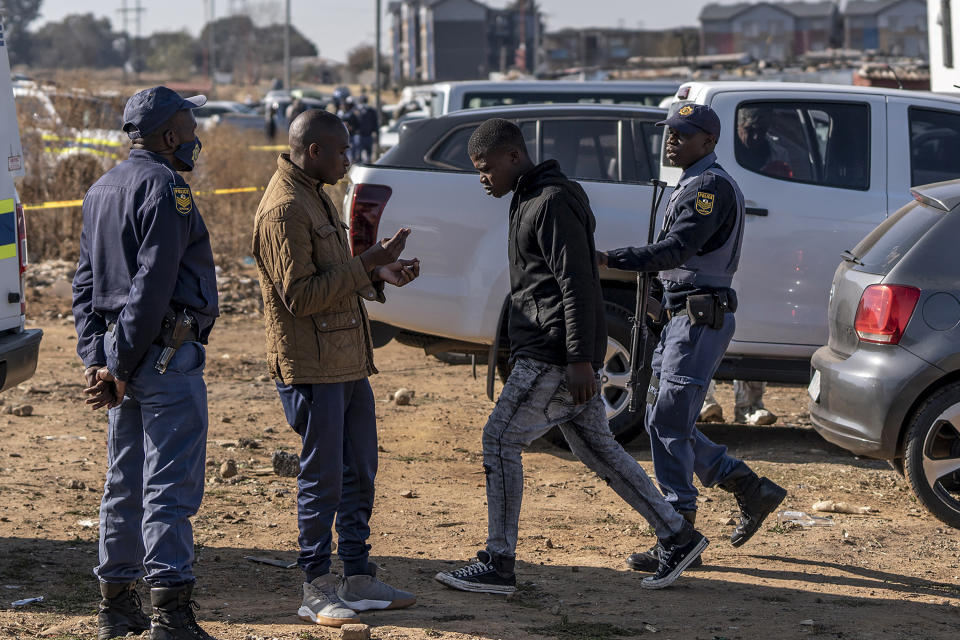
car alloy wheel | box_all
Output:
[904,384,960,529]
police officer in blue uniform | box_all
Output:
[72,86,220,640]
[599,104,787,572]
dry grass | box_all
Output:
[13,122,351,264]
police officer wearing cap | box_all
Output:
[72,86,220,640]
[598,104,787,572]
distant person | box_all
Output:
[434,118,709,595]
[354,95,378,163]
[735,107,792,178]
[338,98,360,163]
[251,110,419,628]
[286,98,307,126]
[699,380,777,425]
[264,103,278,141]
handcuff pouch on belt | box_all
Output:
[155,309,196,374]
[685,291,736,330]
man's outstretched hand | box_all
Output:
[361,228,412,271]
[83,367,126,411]
[566,362,598,405]
[375,258,420,287]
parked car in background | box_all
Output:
[810,180,960,529]
[0,23,43,391]
[427,80,680,116]
[378,109,429,151]
[195,100,262,133]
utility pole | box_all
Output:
[117,0,145,83]
[284,0,291,90]
[208,0,217,97]
[374,0,382,156]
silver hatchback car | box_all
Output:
[810,180,960,529]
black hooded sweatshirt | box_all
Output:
[506,160,606,371]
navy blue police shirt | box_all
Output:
[72,148,219,381]
[605,152,738,309]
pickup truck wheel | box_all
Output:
[498,302,647,448]
[903,383,960,529]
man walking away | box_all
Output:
[73,86,220,640]
[252,109,420,627]
[434,119,708,594]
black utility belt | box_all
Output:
[106,316,200,346]
[669,291,737,330]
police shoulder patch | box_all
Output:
[695,191,714,216]
[171,185,193,216]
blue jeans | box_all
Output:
[95,340,208,587]
[646,312,742,512]
[275,379,378,580]
[483,358,686,559]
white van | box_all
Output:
[0,20,43,391]
[428,80,680,116]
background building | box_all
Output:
[388,0,541,84]
[700,1,841,62]
[844,0,928,56]
[540,27,701,73]
[929,0,958,90]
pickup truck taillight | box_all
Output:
[854,284,920,345]
[348,184,392,257]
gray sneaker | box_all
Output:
[337,563,416,611]
[298,574,358,627]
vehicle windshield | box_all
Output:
[462,91,671,110]
[851,200,945,274]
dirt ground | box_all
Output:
[1,280,960,640]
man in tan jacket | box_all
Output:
[252,109,419,628]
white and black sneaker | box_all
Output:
[641,529,708,590]
[434,550,517,595]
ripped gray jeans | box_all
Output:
[482,357,686,560]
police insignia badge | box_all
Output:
[678,105,693,116]
[695,191,714,215]
[172,186,193,215]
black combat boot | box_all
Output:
[150,583,219,640]
[625,510,702,572]
[97,581,151,640]
[718,462,787,547]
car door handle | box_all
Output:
[746,207,768,216]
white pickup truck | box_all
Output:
[344,82,960,441]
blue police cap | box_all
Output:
[657,103,721,137]
[122,86,207,139]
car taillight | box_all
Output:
[854,284,920,344]
[348,184,392,257]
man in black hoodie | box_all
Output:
[433,118,708,594]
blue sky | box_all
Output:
[33,0,741,62]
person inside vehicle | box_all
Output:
[735,106,793,178]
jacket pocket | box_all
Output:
[311,310,363,374]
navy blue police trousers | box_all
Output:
[645,312,743,512]
[96,339,208,587]
[275,379,378,580]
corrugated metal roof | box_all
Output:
[845,0,909,16]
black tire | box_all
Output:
[903,382,960,529]
[496,302,652,448]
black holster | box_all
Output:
[685,290,737,330]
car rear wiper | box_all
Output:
[840,249,863,265]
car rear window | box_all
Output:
[852,201,944,274]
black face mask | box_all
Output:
[174,137,202,171]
